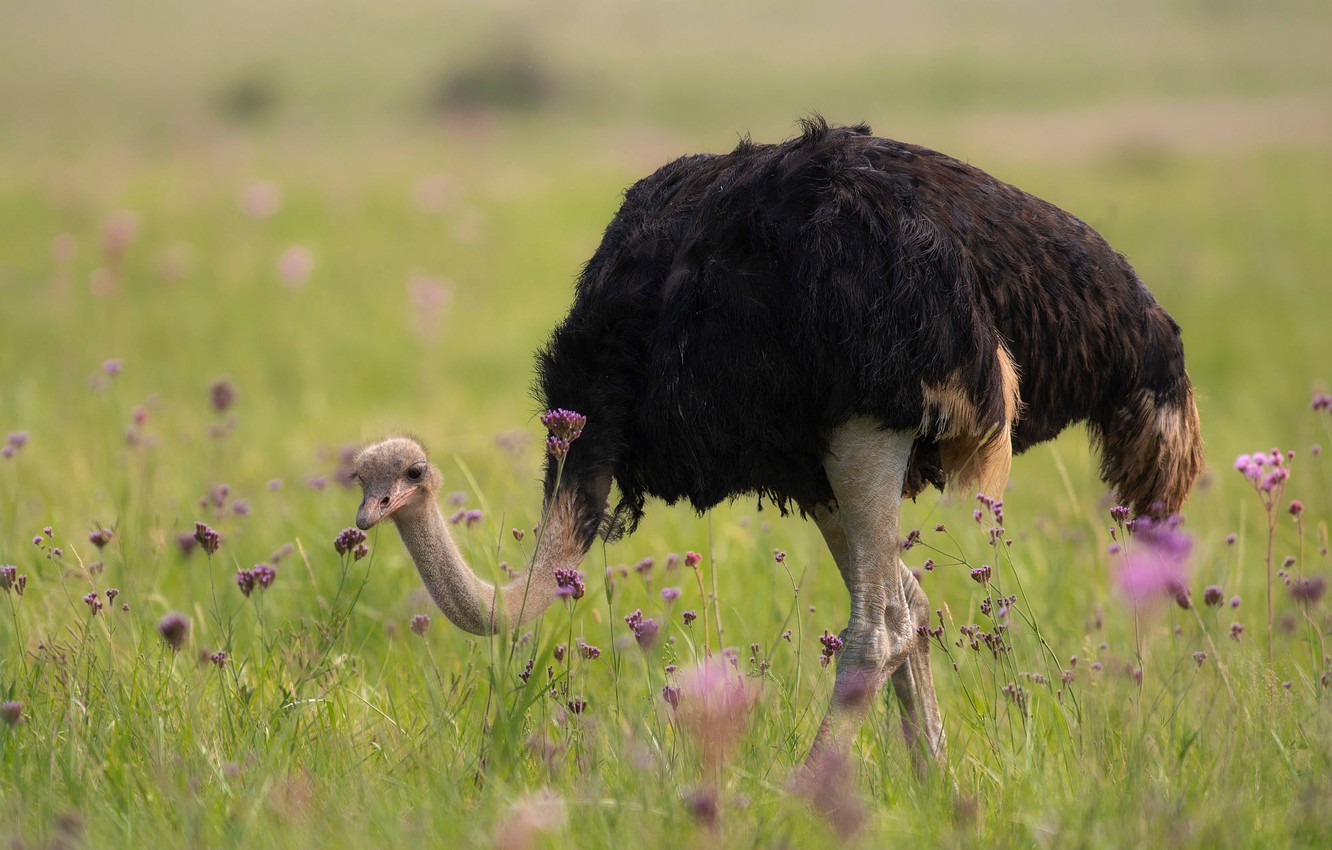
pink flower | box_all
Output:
[276,245,314,287]
[1114,515,1193,607]
[239,179,282,218]
[667,659,757,771]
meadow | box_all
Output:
[2,1,1332,847]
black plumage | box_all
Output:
[536,118,1203,548]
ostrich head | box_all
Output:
[352,436,443,530]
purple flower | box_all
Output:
[634,557,654,578]
[276,245,314,287]
[464,509,483,528]
[1110,505,1131,524]
[1290,576,1326,606]
[661,586,681,603]
[1230,595,1242,608]
[193,522,221,555]
[684,551,702,569]
[6,431,27,448]
[669,660,755,771]
[970,565,992,586]
[235,568,257,597]
[1114,515,1193,607]
[105,588,119,604]
[1289,500,1304,518]
[1229,622,1245,641]
[682,610,697,627]
[540,408,586,445]
[662,684,681,710]
[334,527,367,555]
[1234,449,1291,495]
[1192,651,1208,667]
[253,564,276,589]
[83,592,103,615]
[353,543,369,562]
[1203,585,1224,608]
[578,641,601,660]
[1,701,23,727]
[624,609,659,650]
[209,379,237,413]
[553,567,585,601]
[158,612,189,651]
[0,565,18,593]
[1312,392,1332,412]
[208,650,227,668]
[410,614,430,635]
[819,628,845,667]
[103,359,122,376]
[88,528,113,549]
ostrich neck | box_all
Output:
[392,492,585,636]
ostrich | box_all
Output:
[353,118,1203,767]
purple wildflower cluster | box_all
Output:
[1312,392,1332,412]
[333,527,368,560]
[448,508,484,527]
[684,551,702,569]
[194,522,221,555]
[682,609,697,626]
[410,614,430,635]
[88,527,113,549]
[540,408,586,459]
[1114,513,1193,608]
[553,567,585,601]
[32,527,62,561]
[83,592,103,615]
[2,431,28,461]
[577,639,601,660]
[624,609,659,650]
[209,379,237,414]
[818,628,844,668]
[235,564,276,597]
[0,565,27,597]
[158,613,189,651]
[1234,449,1292,496]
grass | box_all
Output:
[3,1,1332,847]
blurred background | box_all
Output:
[1,0,1330,563]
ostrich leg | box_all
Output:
[812,502,945,773]
[807,418,925,760]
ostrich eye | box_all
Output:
[406,465,424,482]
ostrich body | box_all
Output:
[354,119,1203,766]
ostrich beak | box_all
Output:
[356,481,418,530]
